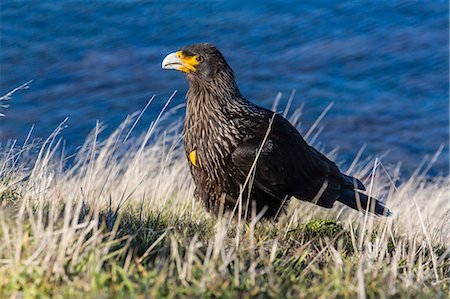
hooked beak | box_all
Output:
[162,51,199,73]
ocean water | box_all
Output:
[0,1,448,175]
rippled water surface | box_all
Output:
[1,1,448,175]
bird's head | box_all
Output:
[162,43,233,82]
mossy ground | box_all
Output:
[0,193,447,298]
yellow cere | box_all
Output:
[176,51,199,73]
[189,150,198,167]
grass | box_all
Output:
[0,90,448,298]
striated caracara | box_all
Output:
[162,43,391,218]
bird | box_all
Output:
[162,43,391,219]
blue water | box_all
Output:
[0,1,448,175]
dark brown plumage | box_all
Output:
[162,43,391,218]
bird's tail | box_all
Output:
[337,188,391,216]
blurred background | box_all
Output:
[0,1,448,176]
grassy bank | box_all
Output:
[0,93,448,298]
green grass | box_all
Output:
[1,201,447,298]
[0,91,448,298]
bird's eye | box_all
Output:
[196,56,204,63]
